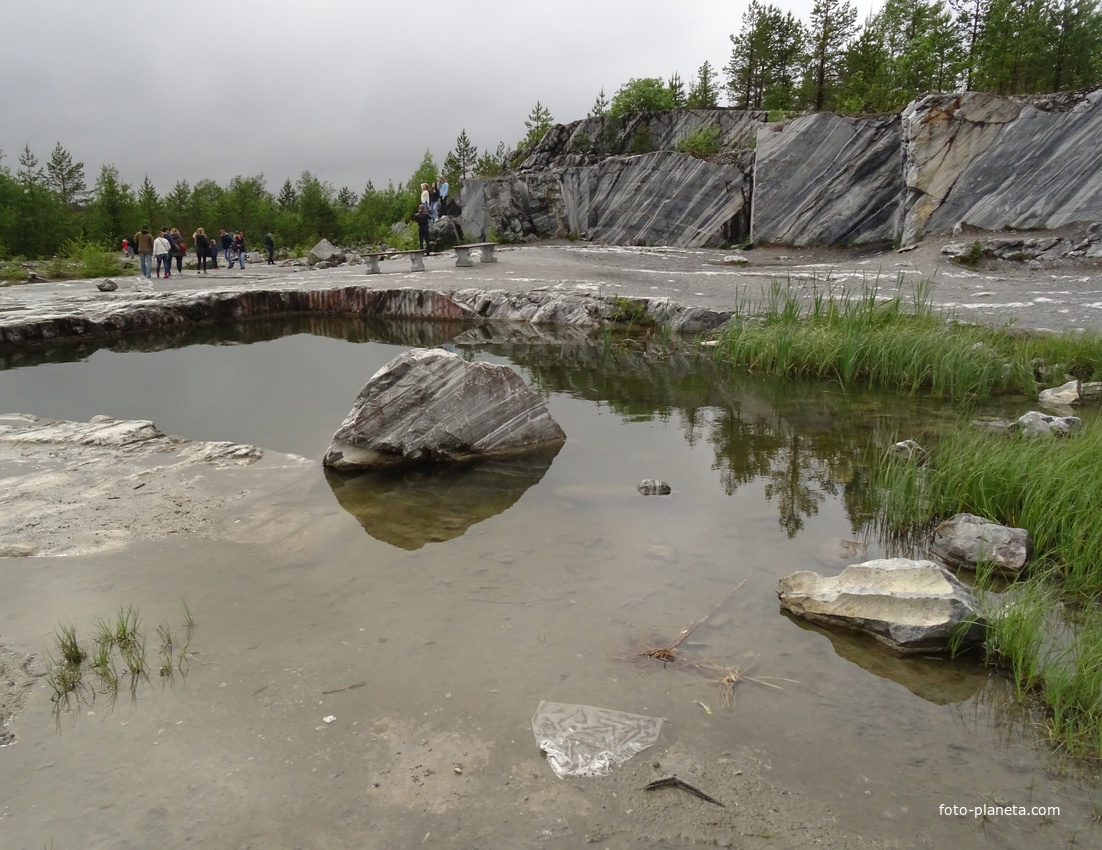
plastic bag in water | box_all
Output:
[531,700,664,779]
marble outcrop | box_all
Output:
[778,558,985,654]
[461,150,752,248]
[926,89,1102,234]
[900,92,1026,244]
[929,513,1032,576]
[322,348,567,471]
[750,112,902,246]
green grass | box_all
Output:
[868,416,1102,759]
[713,278,1102,401]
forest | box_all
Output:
[1,0,1098,264]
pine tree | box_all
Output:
[137,176,160,228]
[589,87,611,117]
[17,144,43,187]
[453,129,478,179]
[667,74,686,107]
[45,143,87,207]
[277,178,297,209]
[687,61,721,107]
[522,101,554,148]
[805,0,860,111]
[336,186,358,209]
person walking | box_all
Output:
[232,231,247,269]
[193,227,210,274]
[153,228,173,278]
[168,227,186,274]
[208,236,219,270]
[412,203,432,252]
[264,232,275,265]
[122,237,132,258]
[134,225,155,278]
[220,229,233,265]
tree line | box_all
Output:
[582,0,1101,119]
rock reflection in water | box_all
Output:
[324,447,561,550]
[783,611,988,705]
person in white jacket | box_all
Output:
[153,229,173,279]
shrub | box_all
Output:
[675,126,721,158]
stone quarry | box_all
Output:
[460,89,1102,250]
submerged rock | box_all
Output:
[1016,410,1080,435]
[323,348,567,472]
[637,479,671,495]
[777,558,985,654]
[930,513,1031,576]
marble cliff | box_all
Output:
[459,89,1102,249]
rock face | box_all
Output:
[777,558,985,654]
[516,109,764,172]
[926,89,1102,234]
[461,150,753,248]
[900,92,1025,245]
[929,513,1031,576]
[323,348,567,471]
[751,112,902,246]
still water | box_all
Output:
[0,318,1096,849]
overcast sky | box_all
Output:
[1,0,879,197]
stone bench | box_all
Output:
[364,249,425,274]
[453,242,498,268]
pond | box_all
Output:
[0,318,1096,849]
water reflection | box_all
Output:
[784,612,988,705]
[324,448,561,550]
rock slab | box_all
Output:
[929,513,1031,576]
[323,348,567,471]
[777,558,984,654]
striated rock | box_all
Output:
[637,479,671,495]
[751,112,901,246]
[930,513,1031,576]
[516,108,765,172]
[777,558,985,654]
[927,90,1102,233]
[900,92,1024,245]
[322,348,567,471]
[429,215,464,250]
[461,150,752,248]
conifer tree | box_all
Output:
[589,87,611,117]
[686,61,721,107]
[45,143,87,207]
[805,0,860,110]
[452,129,478,179]
[277,178,297,209]
[17,144,43,187]
[667,74,686,107]
[522,101,554,148]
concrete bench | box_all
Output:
[453,242,498,268]
[364,249,425,274]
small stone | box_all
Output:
[638,479,671,495]
[97,279,118,292]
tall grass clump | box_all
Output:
[714,278,1102,401]
[869,418,1102,757]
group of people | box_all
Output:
[129,227,275,279]
[413,175,450,250]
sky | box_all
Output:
[1,0,877,198]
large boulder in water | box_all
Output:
[777,558,985,654]
[323,348,566,472]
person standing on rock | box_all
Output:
[412,203,432,252]
[264,232,275,265]
[438,175,448,217]
[428,181,440,222]
[220,229,233,265]
[153,228,173,279]
[232,231,247,269]
[134,225,155,278]
[193,227,210,274]
[420,183,430,210]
